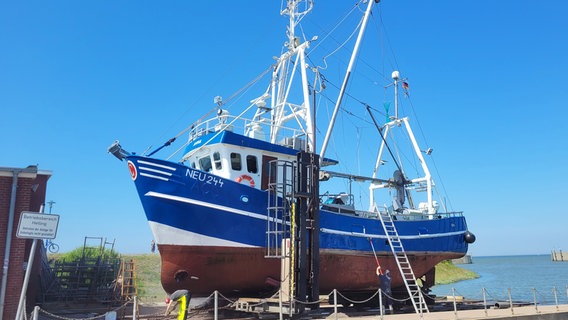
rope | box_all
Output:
[144,63,274,158]
[36,300,131,320]
[336,288,381,305]
[32,282,568,319]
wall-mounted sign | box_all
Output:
[16,211,60,239]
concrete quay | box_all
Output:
[551,250,568,262]
[331,304,568,320]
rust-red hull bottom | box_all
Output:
[158,245,463,296]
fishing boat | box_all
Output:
[109,0,475,301]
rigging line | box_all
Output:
[308,6,390,90]
[321,74,387,121]
[166,80,262,161]
[177,97,260,162]
[320,17,362,71]
[348,9,390,83]
[321,73,359,107]
[365,104,404,174]
[404,94,454,211]
[144,64,274,157]
[317,87,373,127]
[376,4,401,81]
[306,2,362,69]
[429,153,454,212]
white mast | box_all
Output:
[369,71,437,215]
[268,0,315,151]
[319,0,377,164]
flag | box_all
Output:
[402,82,409,97]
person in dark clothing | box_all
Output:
[377,267,393,313]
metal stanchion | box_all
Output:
[333,289,338,320]
[452,288,458,318]
[214,290,218,320]
[482,288,488,317]
[508,288,514,315]
[133,296,137,320]
[532,288,539,313]
[31,306,40,320]
[279,288,283,320]
[379,288,383,320]
[553,287,559,311]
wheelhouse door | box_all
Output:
[261,155,277,191]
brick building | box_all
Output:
[0,166,52,320]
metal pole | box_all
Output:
[31,306,39,320]
[508,288,514,315]
[319,0,376,164]
[452,288,457,318]
[279,286,283,320]
[214,290,218,320]
[553,287,559,311]
[15,239,38,320]
[482,288,488,317]
[379,288,383,319]
[16,203,44,320]
[333,289,338,320]
[132,296,137,320]
[532,288,538,313]
[393,76,399,119]
[0,166,37,320]
[0,170,20,320]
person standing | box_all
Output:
[377,267,393,313]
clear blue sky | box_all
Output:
[1,1,567,256]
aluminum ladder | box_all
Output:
[378,211,429,314]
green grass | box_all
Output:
[123,253,166,303]
[434,260,479,285]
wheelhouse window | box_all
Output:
[230,153,242,171]
[246,155,258,173]
[213,152,222,170]
[199,155,213,172]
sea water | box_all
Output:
[431,255,568,305]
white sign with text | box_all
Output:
[16,211,60,239]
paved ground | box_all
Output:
[332,304,568,320]
[34,301,568,319]
[134,302,568,320]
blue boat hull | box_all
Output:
[126,155,469,295]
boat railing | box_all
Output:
[187,114,306,148]
[319,193,464,220]
[354,207,464,221]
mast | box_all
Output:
[392,71,400,119]
[369,70,438,215]
[319,0,377,165]
[269,0,315,152]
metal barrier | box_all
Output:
[26,284,568,319]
